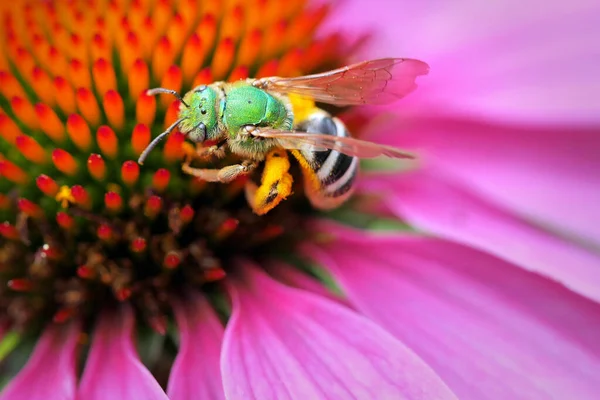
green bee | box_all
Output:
[138,58,428,213]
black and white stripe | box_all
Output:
[296,110,359,209]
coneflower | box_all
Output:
[0,0,346,334]
[2,0,600,399]
[0,0,452,398]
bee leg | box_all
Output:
[183,140,227,163]
[193,142,227,161]
[181,160,257,183]
[217,161,257,183]
[181,163,221,182]
[244,149,293,215]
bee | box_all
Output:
[282,108,360,211]
[138,58,429,214]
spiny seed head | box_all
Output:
[0,0,348,334]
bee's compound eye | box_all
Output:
[198,122,207,141]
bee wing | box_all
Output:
[252,129,415,159]
[255,58,429,106]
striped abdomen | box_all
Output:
[293,109,359,210]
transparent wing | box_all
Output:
[252,129,415,159]
[254,58,429,106]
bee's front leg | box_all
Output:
[183,142,227,163]
[193,142,227,161]
[182,160,257,183]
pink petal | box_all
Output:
[77,307,168,400]
[304,222,600,399]
[367,117,600,249]
[266,261,352,306]
[365,169,600,303]
[167,293,225,400]
[221,262,456,400]
[327,0,600,124]
[0,324,78,400]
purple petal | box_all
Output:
[0,324,78,400]
[367,117,600,250]
[266,260,352,306]
[304,221,600,399]
[327,0,600,124]
[368,169,600,302]
[77,307,168,400]
[167,293,225,400]
[221,262,456,400]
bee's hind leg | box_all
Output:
[244,149,293,215]
[182,160,257,183]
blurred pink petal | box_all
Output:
[367,117,600,250]
[0,324,78,400]
[167,293,225,400]
[363,169,600,302]
[304,221,600,399]
[77,307,168,400]
[326,0,600,124]
[221,262,457,400]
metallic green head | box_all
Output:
[178,85,222,143]
[137,85,225,165]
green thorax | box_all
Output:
[222,82,292,135]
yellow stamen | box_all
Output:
[55,185,76,209]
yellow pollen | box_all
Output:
[106,183,122,194]
[288,93,317,124]
[249,149,294,215]
[182,142,196,159]
[55,185,76,208]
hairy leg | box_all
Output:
[184,142,227,162]
[182,160,257,183]
[244,149,294,215]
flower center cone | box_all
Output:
[0,0,349,335]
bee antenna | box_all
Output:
[137,118,185,165]
[146,88,189,108]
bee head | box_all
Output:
[137,86,223,165]
[178,85,221,143]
